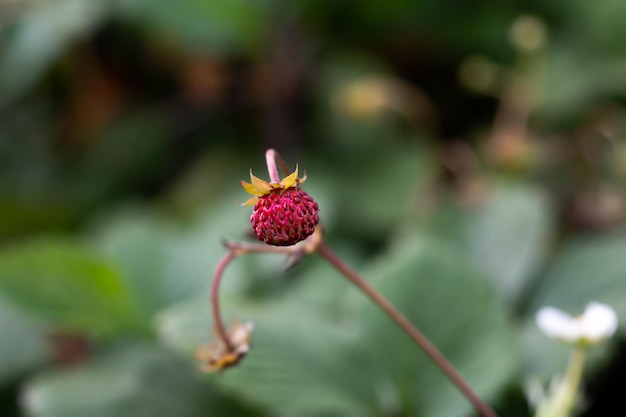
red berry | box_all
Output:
[250,188,319,246]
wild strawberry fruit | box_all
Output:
[241,166,319,246]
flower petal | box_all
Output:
[280,165,299,189]
[536,307,580,342]
[581,301,618,342]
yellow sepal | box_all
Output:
[240,165,305,201]
[240,180,264,196]
[241,196,259,206]
[250,170,272,193]
[280,165,299,189]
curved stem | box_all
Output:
[317,241,498,417]
[211,251,236,351]
[211,242,301,352]
[223,240,296,255]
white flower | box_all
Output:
[536,301,618,345]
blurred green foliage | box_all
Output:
[1,0,626,416]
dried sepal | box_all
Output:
[241,196,259,206]
[241,166,306,198]
[279,165,299,189]
[250,169,272,192]
[196,321,254,373]
[240,179,265,196]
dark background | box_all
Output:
[0,1,625,416]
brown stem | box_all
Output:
[316,241,498,417]
[211,251,236,351]
[211,241,302,351]
[223,240,295,255]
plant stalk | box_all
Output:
[536,346,587,417]
[317,241,498,417]
[557,346,586,417]
[266,148,293,181]
[211,251,236,351]
[211,242,297,351]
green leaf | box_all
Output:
[93,192,251,319]
[94,213,182,320]
[158,235,519,417]
[538,41,626,122]
[326,143,434,236]
[223,307,378,416]
[22,343,259,417]
[530,235,626,325]
[279,254,361,319]
[157,300,377,416]
[0,239,141,336]
[424,184,553,305]
[463,185,553,304]
[358,236,519,417]
[118,0,268,53]
[0,299,50,385]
